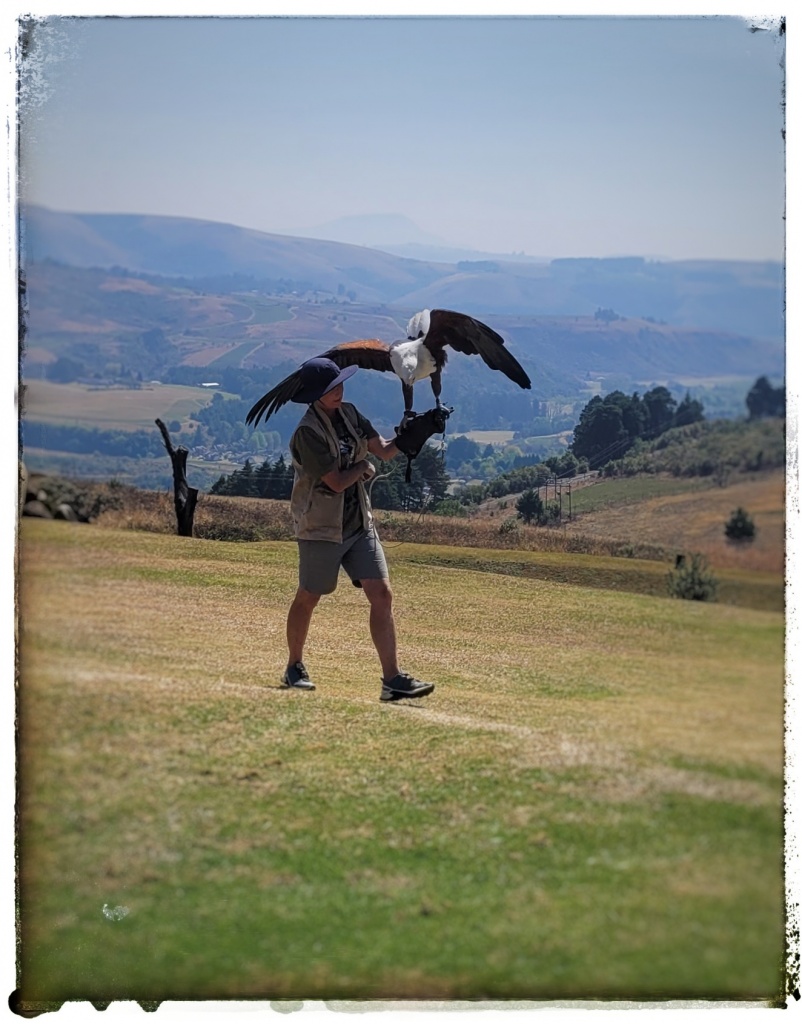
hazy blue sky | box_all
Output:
[16,13,787,261]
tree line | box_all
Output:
[210,445,451,514]
[454,449,589,506]
[569,386,704,468]
[23,421,166,459]
[211,455,293,499]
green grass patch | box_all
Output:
[244,300,293,325]
[570,476,713,514]
[208,341,264,368]
[391,542,783,612]
[17,521,787,1005]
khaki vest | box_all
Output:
[289,402,373,542]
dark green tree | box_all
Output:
[642,386,677,435]
[516,488,543,525]
[608,390,648,440]
[209,472,232,495]
[570,397,629,465]
[46,355,86,383]
[431,498,468,518]
[674,392,705,428]
[239,459,258,497]
[444,434,482,472]
[543,450,588,479]
[266,454,293,499]
[746,376,785,419]
[724,507,756,542]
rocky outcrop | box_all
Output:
[20,466,99,523]
[22,499,53,519]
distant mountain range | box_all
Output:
[284,212,543,264]
[280,207,540,262]
[288,212,449,249]
[21,205,785,345]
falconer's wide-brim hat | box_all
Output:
[292,357,359,404]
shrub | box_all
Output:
[499,516,520,535]
[431,498,468,518]
[538,501,561,526]
[667,553,718,602]
[724,507,756,542]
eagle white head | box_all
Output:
[406,309,431,340]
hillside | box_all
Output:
[22,261,781,408]
[558,470,785,576]
[22,205,784,343]
[24,448,784,610]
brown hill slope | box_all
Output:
[558,470,784,574]
[78,465,783,578]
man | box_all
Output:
[281,356,440,703]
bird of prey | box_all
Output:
[245,308,531,427]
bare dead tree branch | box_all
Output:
[156,418,198,537]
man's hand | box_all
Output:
[321,458,376,493]
[358,460,376,483]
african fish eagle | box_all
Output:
[245,307,531,428]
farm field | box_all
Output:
[23,380,226,431]
[16,519,787,1007]
[455,430,517,445]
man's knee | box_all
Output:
[361,577,393,609]
[293,586,323,610]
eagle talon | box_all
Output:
[399,410,418,431]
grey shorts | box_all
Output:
[298,528,389,595]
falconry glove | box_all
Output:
[394,406,451,482]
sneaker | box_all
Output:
[282,662,316,691]
[380,672,435,702]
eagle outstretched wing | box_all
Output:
[422,309,531,390]
[245,367,305,427]
[245,339,394,427]
[321,339,394,374]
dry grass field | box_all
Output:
[83,466,784,612]
[23,380,222,431]
[560,471,785,574]
[15,507,787,1006]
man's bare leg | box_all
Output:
[359,578,400,682]
[286,586,321,669]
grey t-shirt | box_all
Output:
[291,406,378,538]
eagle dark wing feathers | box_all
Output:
[245,369,305,427]
[245,340,394,427]
[320,339,394,373]
[425,309,531,390]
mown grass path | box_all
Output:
[17,521,786,1006]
